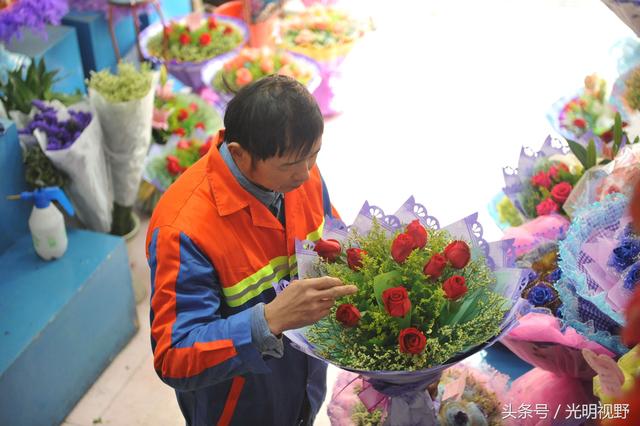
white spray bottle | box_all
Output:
[7,187,75,260]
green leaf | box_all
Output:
[373,270,401,308]
[613,112,623,151]
[586,139,597,169]
[567,139,588,168]
[599,159,612,165]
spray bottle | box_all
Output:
[7,187,75,260]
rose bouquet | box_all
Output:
[152,70,223,145]
[140,12,248,89]
[88,62,157,236]
[284,197,529,425]
[0,0,68,44]
[201,47,321,111]
[548,74,617,141]
[18,100,112,232]
[556,192,638,356]
[279,4,368,116]
[143,130,216,193]
[502,136,584,221]
[327,362,509,426]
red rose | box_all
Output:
[336,304,361,327]
[442,275,468,300]
[573,118,587,128]
[406,219,428,249]
[391,233,416,264]
[530,171,552,189]
[536,198,559,216]
[166,155,183,176]
[199,139,212,157]
[176,139,190,149]
[223,26,233,35]
[443,241,471,269]
[550,182,572,204]
[346,248,366,271]
[199,33,211,46]
[314,238,342,262]
[177,108,189,121]
[174,128,186,137]
[189,102,199,112]
[195,121,205,130]
[423,254,447,280]
[398,327,427,354]
[179,32,191,45]
[207,16,217,29]
[382,286,411,317]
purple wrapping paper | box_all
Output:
[138,14,248,90]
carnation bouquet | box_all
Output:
[283,197,528,425]
[88,62,157,236]
[139,12,248,89]
[0,0,68,44]
[18,100,112,232]
[547,74,617,141]
[152,69,223,145]
[201,47,321,111]
[278,4,368,116]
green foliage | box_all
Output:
[88,63,152,103]
[147,22,243,63]
[306,221,508,371]
[496,196,523,227]
[22,144,68,189]
[625,68,640,111]
[0,58,81,114]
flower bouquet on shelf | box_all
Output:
[152,68,223,145]
[0,0,68,44]
[88,62,157,237]
[328,361,509,426]
[142,129,218,202]
[547,74,618,141]
[283,197,529,426]
[201,47,321,112]
[0,58,82,128]
[139,12,248,89]
[279,4,368,116]
[18,100,113,232]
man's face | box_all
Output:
[244,137,322,193]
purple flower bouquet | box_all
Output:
[19,100,112,232]
[0,0,68,44]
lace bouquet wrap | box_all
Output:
[280,197,529,426]
[557,193,638,356]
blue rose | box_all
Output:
[624,263,640,291]
[547,268,562,283]
[527,283,555,306]
[609,239,640,273]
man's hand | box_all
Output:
[264,277,357,335]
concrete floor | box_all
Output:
[63,0,635,424]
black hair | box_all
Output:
[223,75,323,161]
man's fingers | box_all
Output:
[318,284,358,299]
[303,276,343,290]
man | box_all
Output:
[146,75,357,426]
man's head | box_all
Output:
[224,75,324,193]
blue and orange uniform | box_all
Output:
[146,131,337,425]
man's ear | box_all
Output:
[227,142,249,166]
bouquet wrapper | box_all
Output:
[32,101,113,232]
[502,214,570,257]
[89,72,158,207]
[601,0,640,37]
[286,196,531,426]
[502,312,615,426]
[557,193,634,355]
[139,15,248,90]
